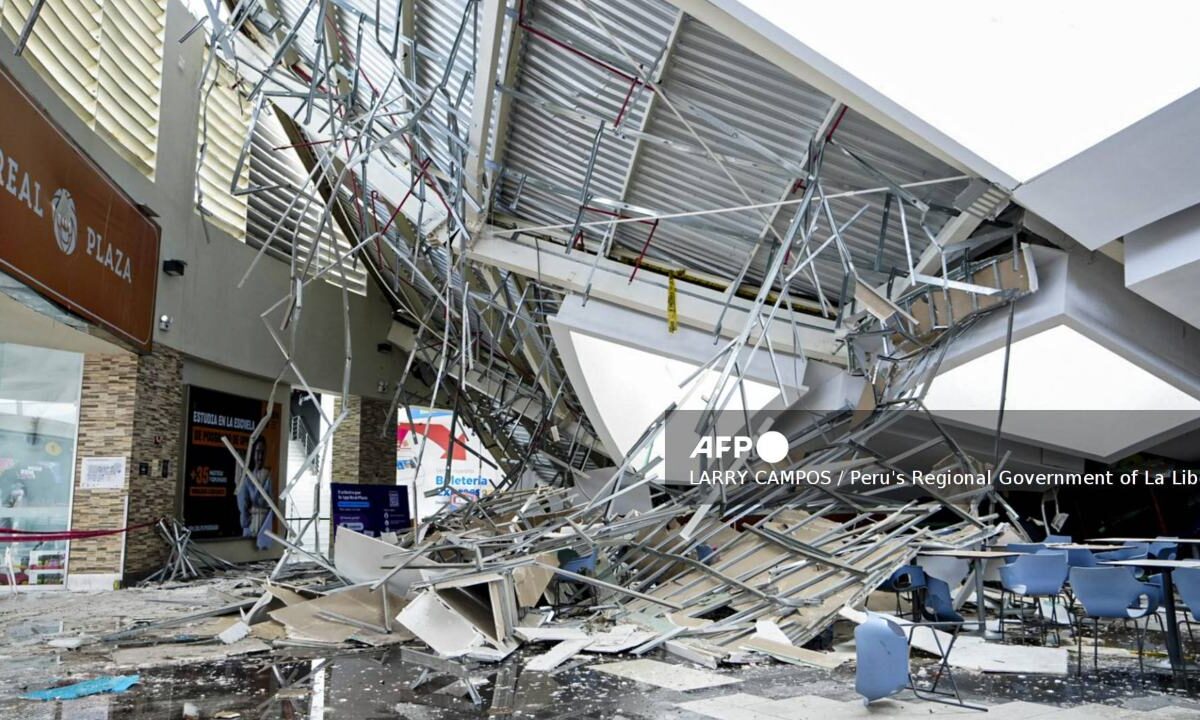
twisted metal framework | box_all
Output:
[15,1,1032,630]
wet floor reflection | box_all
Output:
[6,645,1200,719]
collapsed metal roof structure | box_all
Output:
[13,0,1050,657]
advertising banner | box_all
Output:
[0,67,159,350]
[330,483,411,537]
[182,386,282,546]
[396,408,502,521]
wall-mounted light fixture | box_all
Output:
[162,259,187,277]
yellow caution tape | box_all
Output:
[667,273,679,334]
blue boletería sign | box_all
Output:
[330,483,411,537]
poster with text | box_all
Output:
[331,483,411,537]
[396,408,502,521]
[183,386,282,546]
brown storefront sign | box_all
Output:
[0,66,159,350]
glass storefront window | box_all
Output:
[0,343,82,587]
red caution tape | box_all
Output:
[0,519,161,544]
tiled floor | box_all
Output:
[677,693,1192,720]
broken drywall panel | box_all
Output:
[592,658,742,691]
[217,620,250,645]
[333,526,451,595]
[396,589,491,658]
[666,612,714,630]
[665,639,723,669]
[737,619,846,669]
[270,586,407,645]
[249,620,288,641]
[514,626,589,643]
[430,572,516,645]
[572,466,652,516]
[245,583,311,625]
[583,625,658,653]
[855,277,918,325]
[740,637,846,670]
[753,620,793,646]
[512,555,558,607]
[947,639,1068,676]
[265,584,308,606]
[525,639,592,672]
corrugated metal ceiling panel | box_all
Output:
[492,3,972,303]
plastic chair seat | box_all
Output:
[854,613,909,704]
[1070,567,1159,620]
[1000,552,1068,597]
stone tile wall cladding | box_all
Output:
[331,395,397,485]
[69,345,183,582]
[69,353,138,576]
[126,345,184,576]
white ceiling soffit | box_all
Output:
[1125,202,1200,330]
[681,1,1200,250]
[665,0,1017,188]
[1013,86,1200,250]
[703,1,1200,184]
[548,295,804,460]
[923,246,1200,461]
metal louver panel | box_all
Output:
[247,108,368,296]
[2,1,165,178]
[2,0,101,124]
[96,0,165,178]
[196,55,250,240]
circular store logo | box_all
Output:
[51,188,77,255]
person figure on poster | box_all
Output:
[237,437,274,550]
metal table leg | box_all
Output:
[1162,568,1184,674]
[974,558,988,635]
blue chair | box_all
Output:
[853,612,980,710]
[553,549,598,606]
[1070,566,1160,676]
[1006,542,1046,554]
[1062,548,1096,612]
[1064,548,1097,569]
[1095,543,1148,562]
[1174,567,1200,647]
[1043,534,1072,544]
[855,613,909,704]
[921,576,964,625]
[558,549,597,574]
[999,551,1068,644]
[1003,543,1046,563]
[1149,541,1178,560]
[880,565,926,621]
